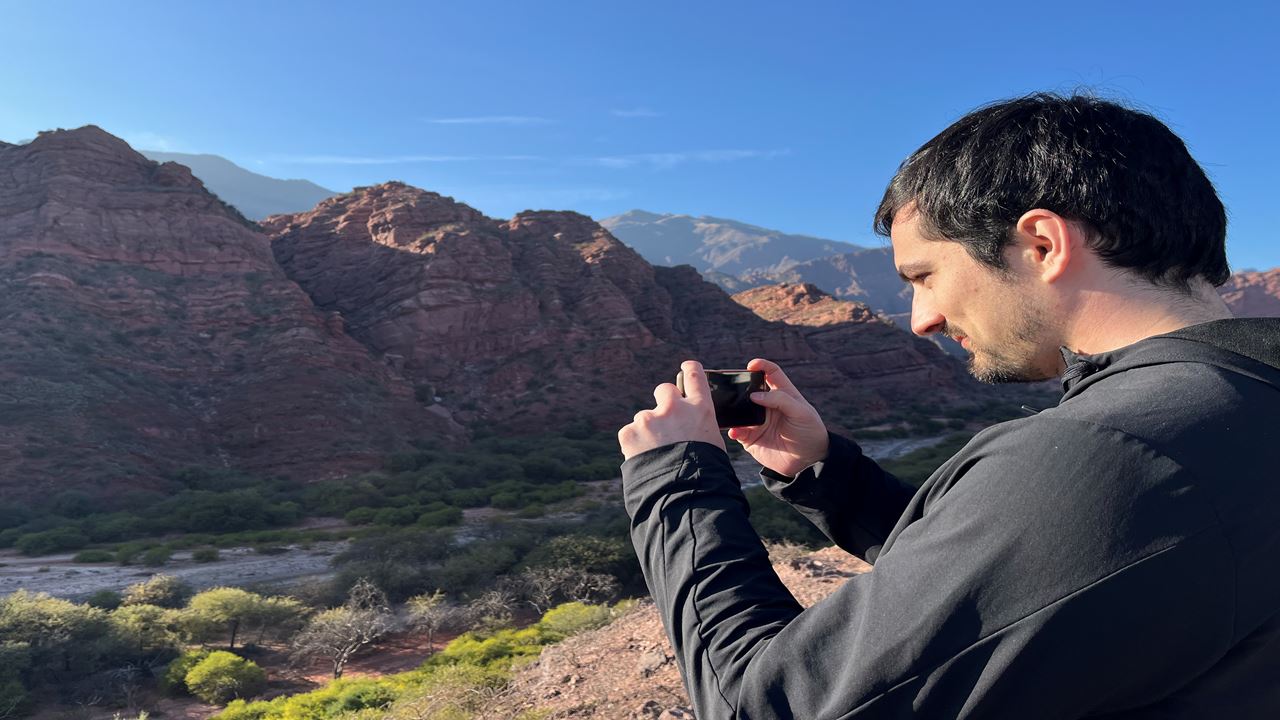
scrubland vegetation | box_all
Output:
[0,418,991,716]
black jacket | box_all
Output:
[621,318,1280,718]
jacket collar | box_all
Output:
[1057,318,1280,399]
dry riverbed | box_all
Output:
[0,543,344,600]
[1,435,949,601]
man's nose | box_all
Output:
[910,293,945,337]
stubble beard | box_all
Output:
[959,301,1055,385]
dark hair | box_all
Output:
[873,93,1229,288]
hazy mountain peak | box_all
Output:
[141,150,336,220]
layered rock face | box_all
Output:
[265,186,982,432]
[1221,269,1280,318]
[0,128,459,498]
[731,283,971,395]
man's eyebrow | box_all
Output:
[897,262,931,282]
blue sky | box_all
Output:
[2,1,1277,270]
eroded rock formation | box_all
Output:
[0,127,459,497]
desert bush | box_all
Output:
[184,651,266,704]
[122,574,190,609]
[73,548,115,563]
[141,545,172,566]
[160,648,210,695]
[86,589,123,610]
[14,526,88,555]
[109,603,182,655]
[537,602,613,640]
[290,579,393,679]
[192,547,220,563]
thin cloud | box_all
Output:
[589,148,790,170]
[611,107,662,118]
[426,116,553,125]
[272,154,476,165]
[123,131,182,152]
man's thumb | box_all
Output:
[750,390,805,416]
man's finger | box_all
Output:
[653,383,680,410]
[747,357,800,395]
[680,360,711,405]
[749,388,809,418]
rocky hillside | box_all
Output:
[263,187,986,432]
[731,283,968,391]
[483,545,870,719]
[0,127,460,498]
[1221,268,1280,317]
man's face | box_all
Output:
[890,211,1058,383]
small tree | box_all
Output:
[515,567,619,613]
[184,651,265,704]
[405,590,462,650]
[464,589,516,632]
[121,575,190,609]
[290,578,393,678]
[183,588,263,650]
[109,604,182,655]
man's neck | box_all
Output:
[1062,278,1233,357]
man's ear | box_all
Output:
[1012,209,1076,283]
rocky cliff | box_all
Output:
[1221,268,1280,317]
[0,127,459,498]
[263,186,985,432]
[731,283,971,394]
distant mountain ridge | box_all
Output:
[141,151,337,220]
[600,210,862,276]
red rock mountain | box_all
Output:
[0,128,460,498]
[730,283,968,391]
[1221,268,1280,318]
[262,185,987,432]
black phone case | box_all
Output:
[675,369,767,428]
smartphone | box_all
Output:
[675,369,768,428]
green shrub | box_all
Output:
[538,602,613,640]
[344,507,377,525]
[162,648,211,695]
[123,574,190,608]
[15,526,89,555]
[73,548,115,563]
[85,589,122,610]
[142,545,173,566]
[193,547,220,563]
[185,651,266,704]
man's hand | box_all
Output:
[618,360,727,460]
[726,358,829,477]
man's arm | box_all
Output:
[760,431,918,563]
[623,420,1233,719]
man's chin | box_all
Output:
[966,355,1050,384]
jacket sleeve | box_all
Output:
[622,422,1234,720]
[758,431,917,563]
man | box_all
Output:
[618,94,1280,719]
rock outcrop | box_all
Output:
[1221,268,1280,318]
[264,186,986,432]
[0,127,460,498]
[731,283,971,394]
